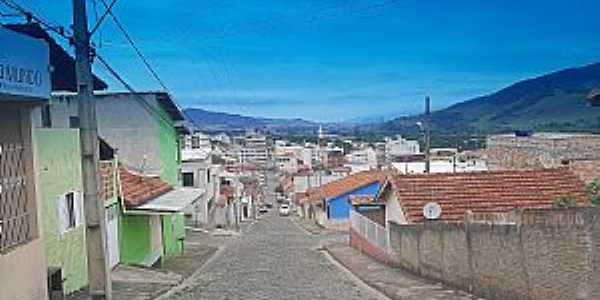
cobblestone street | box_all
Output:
[165,213,384,300]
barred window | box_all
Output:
[0,143,33,253]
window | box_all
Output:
[69,116,80,128]
[206,168,211,183]
[182,172,194,187]
[192,136,200,149]
[58,191,82,233]
[41,104,52,128]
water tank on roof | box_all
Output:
[514,130,533,137]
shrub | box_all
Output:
[553,196,578,209]
[586,179,600,206]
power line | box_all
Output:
[0,0,177,129]
[0,0,70,38]
[95,54,178,127]
[97,0,170,92]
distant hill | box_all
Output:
[184,108,317,130]
[381,62,600,135]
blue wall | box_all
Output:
[327,182,381,220]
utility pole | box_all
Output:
[73,0,112,299]
[424,96,431,173]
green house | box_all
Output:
[117,167,202,266]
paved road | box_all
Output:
[166,214,382,300]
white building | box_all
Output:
[238,133,269,166]
[391,158,487,174]
[345,147,378,173]
[181,132,211,152]
[385,135,420,161]
[274,143,313,170]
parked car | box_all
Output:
[265,202,273,208]
[279,204,290,216]
[258,206,268,214]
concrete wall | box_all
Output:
[119,214,163,267]
[388,208,600,300]
[34,128,88,294]
[383,188,408,225]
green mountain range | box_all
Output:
[381,62,600,135]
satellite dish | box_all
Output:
[423,202,442,220]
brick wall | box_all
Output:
[388,208,600,300]
[349,228,391,263]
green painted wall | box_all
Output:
[161,213,185,257]
[119,214,152,265]
[155,105,181,186]
[35,129,88,294]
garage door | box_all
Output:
[105,205,119,269]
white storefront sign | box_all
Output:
[0,27,51,99]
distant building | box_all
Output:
[238,133,269,166]
[345,147,378,173]
[384,135,420,162]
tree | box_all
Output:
[553,196,578,209]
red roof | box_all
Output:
[119,167,172,208]
[303,171,387,204]
[383,168,588,223]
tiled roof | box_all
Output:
[568,159,600,184]
[304,171,387,204]
[383,168,588,223]
[119,167,172,208]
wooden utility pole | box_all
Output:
[72,0,112,298]
[424,96,431,173]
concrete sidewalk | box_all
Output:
[293,216,328,235]
[325,243,482,300]
[67,229,222,300]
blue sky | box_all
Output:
[7,0,600,122]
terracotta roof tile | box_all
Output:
[303,171,387,204]
[384,168,588,223]
[119,167,172,208]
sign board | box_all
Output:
[0,27,51,100]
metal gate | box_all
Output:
[0,107,34,253]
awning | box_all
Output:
[132,187,204,213]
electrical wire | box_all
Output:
[97,0,170,93]
[0,0,179,129]
[0,0,70,38]
[95,54,178,127]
